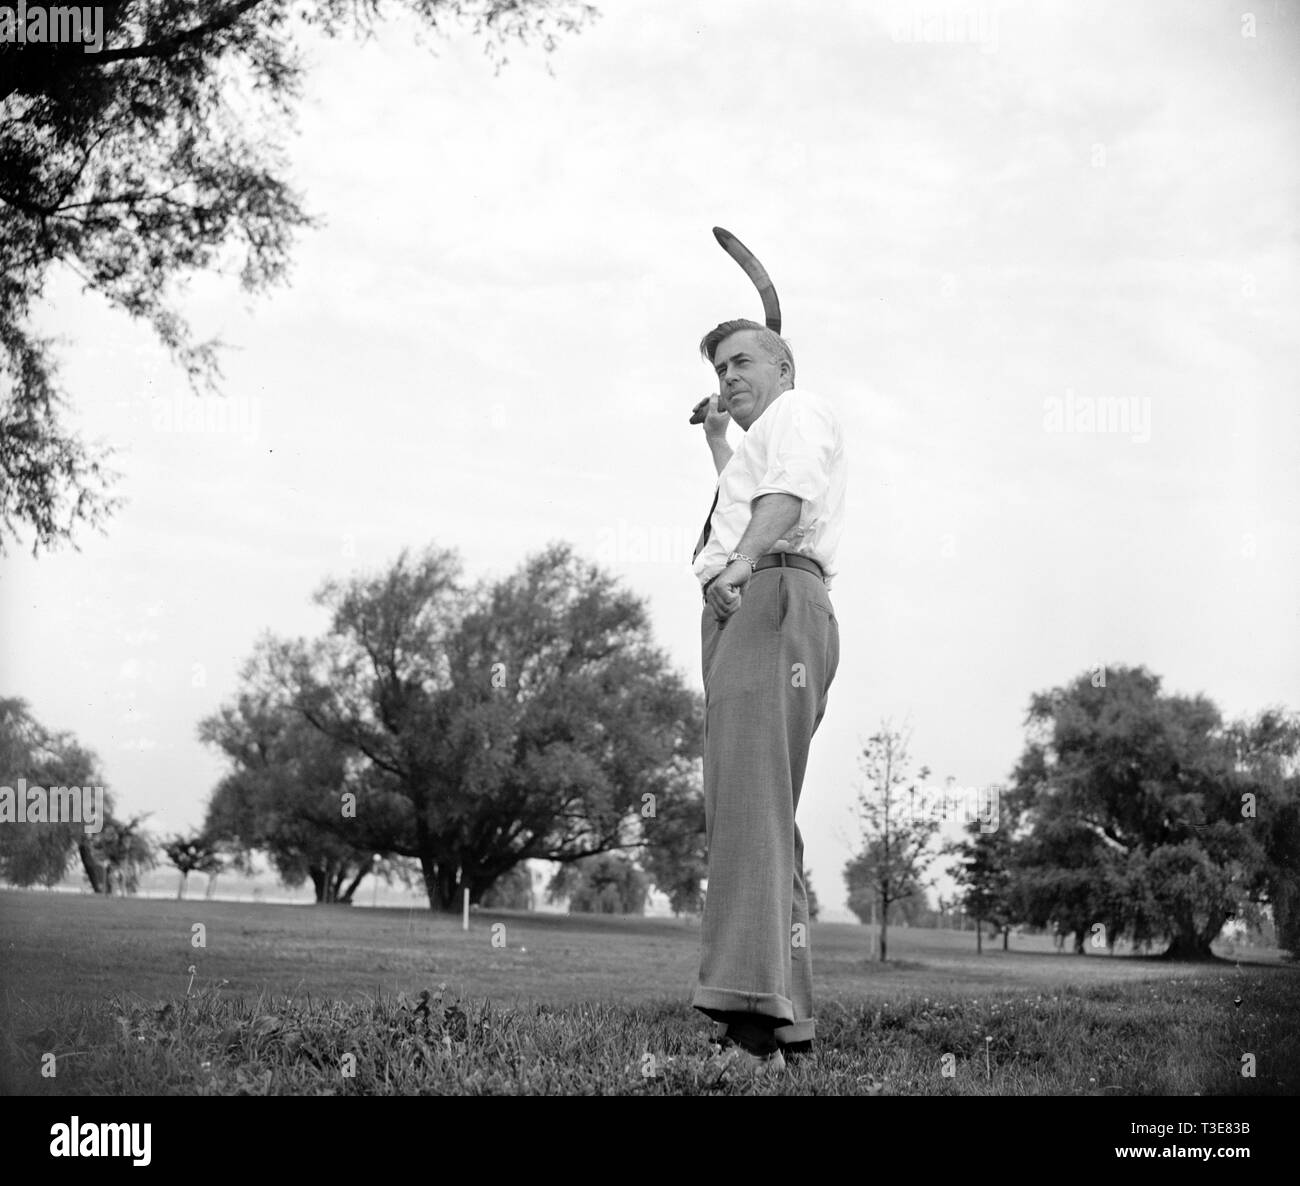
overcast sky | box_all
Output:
[3,0,1297,918]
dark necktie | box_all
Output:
[692,486,720,562]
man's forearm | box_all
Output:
[734,493,802,559]
[707,435,733,475]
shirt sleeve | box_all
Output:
[751,394,837,503]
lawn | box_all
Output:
[2,889,1296,1096]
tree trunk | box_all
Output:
[1073,931,1085,955]
[438,863,460,911]
[78,838,104,893]
[177,871,187,900]
[1002,926,1009,952]
[308,866,326,903]
[879,902,889,962]
[339,865,367,904]
[419,853,461,910]
[976,915,983,954]
[419,853,441,910]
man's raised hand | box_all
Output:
[703,391,731,439]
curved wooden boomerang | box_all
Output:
[690,226,783,423]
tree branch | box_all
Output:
[73,0,268,67]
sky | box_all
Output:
[3,0,1298,919]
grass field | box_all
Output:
[2,889,1296,1096]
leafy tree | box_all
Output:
[548,851,648,915]
[0,0,596,555]
[162,831,225,899]
[804,867,820,923]
[640,775,706,916]
[0,696,116,889]
[1006,666,1271,960]
[842,722,939,960]
[216,542,701,910]
[199,674,404,903]
[946,786,1017,953]
[91,812,157,894]
[479,862,535,910]
[1225,709,1300,957]
[845,847,930,927]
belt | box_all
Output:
[754,553,824,579]
[703,552,825,598]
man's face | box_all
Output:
[711,330,790,430]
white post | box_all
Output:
[463,887,469,931]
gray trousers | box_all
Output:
[691,564,839,1046]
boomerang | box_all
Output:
[689,226,782,424]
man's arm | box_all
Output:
[702,392,733,475]
[708,435,733,476]
[735,493,802,561]
[704,492,802,622]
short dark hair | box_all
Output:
[699,319,796,385]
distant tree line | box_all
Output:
[845,668,1300,961]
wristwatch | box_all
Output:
[726,550,757,572]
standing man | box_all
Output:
[691,318,845,1072]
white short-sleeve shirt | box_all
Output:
[693,388,846,588]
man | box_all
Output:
[690,318,845,1074]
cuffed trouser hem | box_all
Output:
[692,989,817,1045]
[692,985,793,1023]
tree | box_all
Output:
[479,863,535,910]
[946,786,1017,953]
[548,852,648,915]
[804,867,820,923]
[162,831,225,899]
[1225,709,1300,958]
[640,776,707,916]
[214,542,702,910]
[92,813,157,894]
[1006,666,1272,960]
[0,696,118,890]
[0,0,596,556]
[843,722,939,961]
[199,678,404,903]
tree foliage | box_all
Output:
[0,696,145,892]
[0,0,596,555]
[548,851,648,915]
[804,866,820,923]
[479,862,534,909]
[199,668,405,902]
[639,775,706,916]
[162,831,225,898]
[94,813,158,894]
[1225,708,1300,958]
[202,541,702,910]
[1006,665,1279,959]
[945,786,1018,952]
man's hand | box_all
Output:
[703,391,731,439]
[702,392,734,475]
[707,559,752,625]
